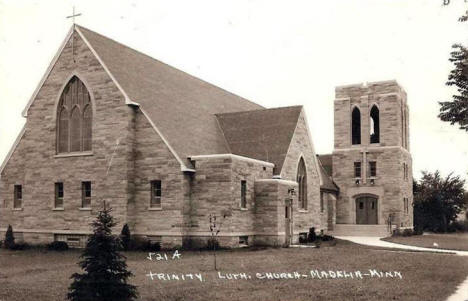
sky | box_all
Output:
[1,0,468,184]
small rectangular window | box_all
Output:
[13,185,22,209]
[369,161,377,177]
[150,180,162,208]
[354,162,361,178]
[320,192,324,213]
[404,198,409,214]
[82,181,91,208]
[55,183,64,208]
[240,180,247,209]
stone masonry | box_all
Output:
[0,26,413,248]
[332,81,413,228]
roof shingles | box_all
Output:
[77,25,264,168]
[216,106,303,173]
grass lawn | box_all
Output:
[1,240,467,301]
[382,233,468,251]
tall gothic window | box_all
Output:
[297,158,307,210]
[370,105,380,143]
[351,107,361,145]
[57,76,92,153]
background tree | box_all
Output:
[439,1,468,129]
[413,171,466,232]
[68,203,138,301]
[4,224,15,249]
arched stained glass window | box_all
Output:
[58,107,69,153]
[83,105,92,151]
[57,76,92,153]
[297,158,307,210]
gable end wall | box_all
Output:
[0,30,134,243]
[280,110,324,237]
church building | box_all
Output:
[0,26,413,248]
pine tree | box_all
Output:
[67,203,138,301]
[4,224,15,249]
[120,224,131,251]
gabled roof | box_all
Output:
[318,154,333,176]
[75,26,264,168]
[216,106,302,174]
[21,25,311,173]
[317,154,339,193]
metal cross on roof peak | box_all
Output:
[66,6,82,25]
[67,6,82,63]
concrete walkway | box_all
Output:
[336,236,468,301]
[335,236,468,256]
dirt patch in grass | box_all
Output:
[0,240,467,301]
[383,233,468,251]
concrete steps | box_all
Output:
[329,224,391,237]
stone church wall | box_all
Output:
[128,109,186,249]
[253,179,298,246]
[332,81,413,228]
[280,110,323,237]
[188,155,274,248]
[0,30,133,243]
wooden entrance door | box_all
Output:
[284,199,293,246]
[355,197,378,224]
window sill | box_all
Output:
[52,208,64,211]
[54,151,93,158]
[240,208,248,211]
[79,208,92,211]
[12,208,23,211]
[298,209,308,213]
[148,207,162,211]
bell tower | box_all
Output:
[332,80,413,232]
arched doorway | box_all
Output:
[355,196,378,224]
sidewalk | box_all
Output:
[335,236,468,256]
[335,236,468,301]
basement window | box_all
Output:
[239,236,248,246]
[55,234,86,248]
